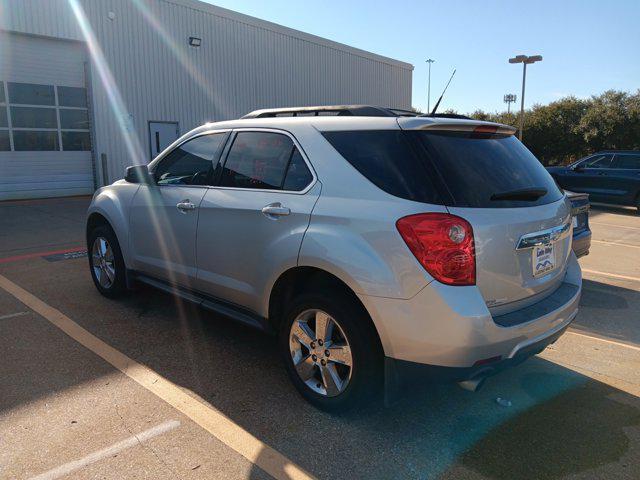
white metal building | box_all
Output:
[0,0,413,200]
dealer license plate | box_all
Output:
[533,243,556,277]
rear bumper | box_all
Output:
[572,229,591,258]
[385,312,573,387]
[359,252,582,370]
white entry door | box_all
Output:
[149,121,179,160]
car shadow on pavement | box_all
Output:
[438,377,640,480]
[574,279,640,345]
[2,261,640,480]
[589,204,638,218]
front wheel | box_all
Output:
[88,225,127,298]
[279,292,382,412]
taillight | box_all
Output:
[396,213,476,286]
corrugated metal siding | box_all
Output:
[1,0,413,185]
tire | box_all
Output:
[279,290,382,412]
[87,224,127,298]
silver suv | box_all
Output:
[86,106,582,411]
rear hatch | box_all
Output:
[397,118,571,314]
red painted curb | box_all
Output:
[0,247,86,265]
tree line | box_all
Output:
[465,90,640,165]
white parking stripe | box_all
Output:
[583,269,640,283]
[591,221,640,231]
[592,239,640,249]
[567,330,640,352]
[0,273,316,480]
[28,420,180,480]
[0,311,29,320]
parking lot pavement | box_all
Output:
[1,198,639,480]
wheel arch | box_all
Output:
[86,186,137,266]
[86,212,111,242]
[268,266,384,357]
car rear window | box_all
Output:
[415,131,563,207]
[322,129,563,208]
[321,130,444,204]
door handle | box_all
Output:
[176,200,196,213]
[261,203,290,218]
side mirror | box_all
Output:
[572,164,584,172]
[125,165,153,184]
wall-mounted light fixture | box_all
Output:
[188,36,202,47]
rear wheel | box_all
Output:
[88,225,127,298]
[279,292,382,412]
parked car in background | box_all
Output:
[547,151,640,213]
[566,191,591,258]
[86,106,582,412]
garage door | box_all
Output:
[0,31,94,200]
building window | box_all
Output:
[8,82,55,105]
[62,131,91,151]
[13,131,59,151]
[0,130,10,151]
[60,109,89,129]
[0,82,8,150]
[0,82,91,152]
[0,106,7,128]
[11,106,58,128]
[58,86,88,108]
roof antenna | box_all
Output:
[428,68,456,116]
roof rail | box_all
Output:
[242,105,412,119]
[241,105,473,120]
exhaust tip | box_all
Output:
[458,377,486,392]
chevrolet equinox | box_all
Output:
[86,106,582,411]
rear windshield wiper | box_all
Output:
[490,187,547,201]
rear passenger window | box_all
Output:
[221,131,312,191]
[614,154,640,169]
[322,130,443,204]
[283,149,313,191]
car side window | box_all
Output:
[581,154,613,169]
[154,133,226,186]
[221,131,312,191]
[613,154,640,170]
[282,148,313,191]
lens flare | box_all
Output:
[67,0,196,346]
[129,0,221,111]
[67,0,145,167]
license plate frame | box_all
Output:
[533,243,556,278]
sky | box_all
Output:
[205,0,640,114]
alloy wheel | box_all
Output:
[289,309,353,397]
[91,236,116,289]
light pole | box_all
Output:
[426,59,435,113]
[508,54,542,141]
[503,93,517,114]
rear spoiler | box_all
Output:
[398,118,517,136]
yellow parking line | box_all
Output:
[592,239,640,249]
[582,268,640,283]
[0,274,315,480]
